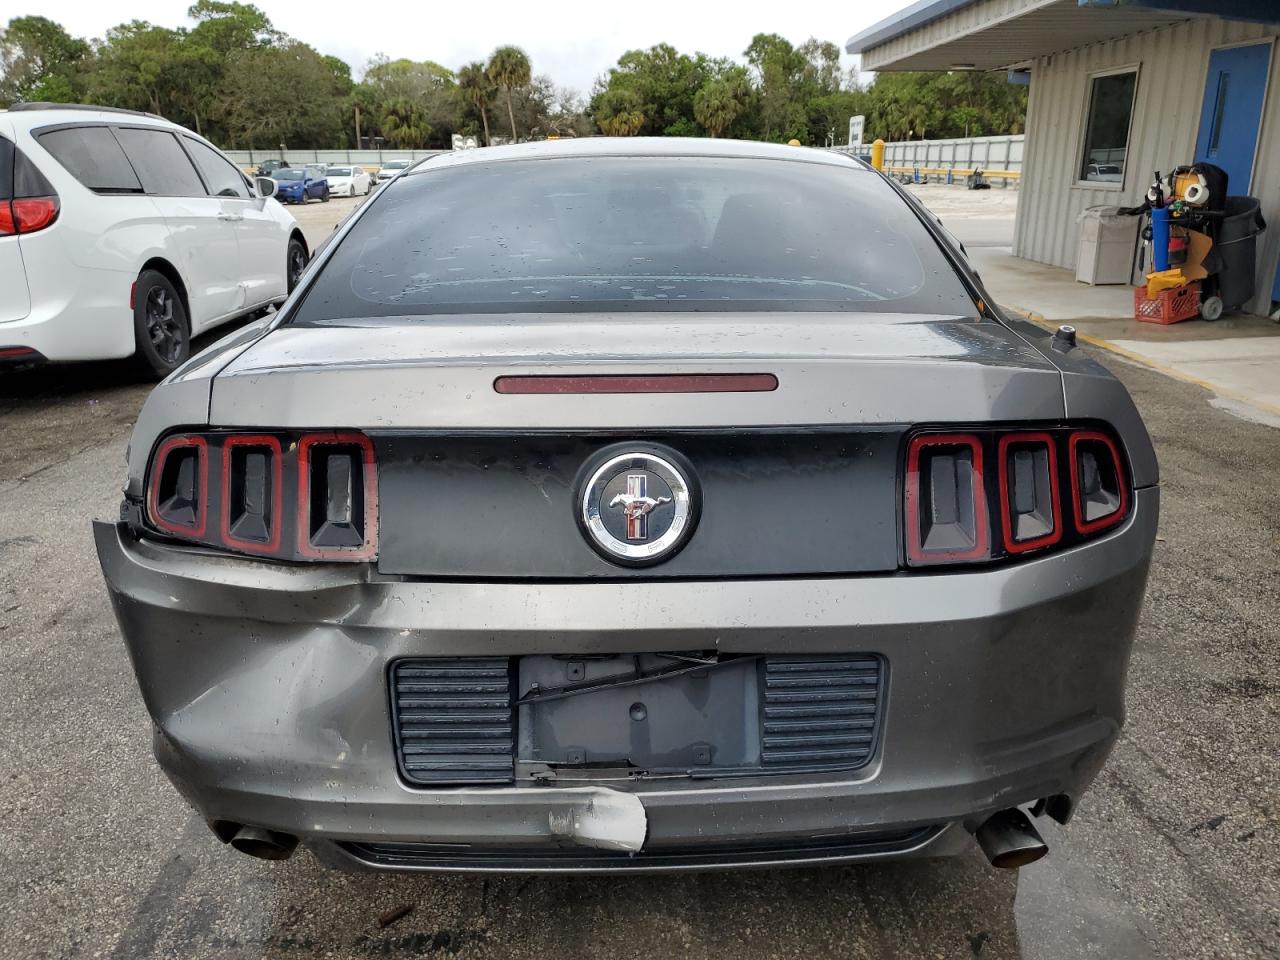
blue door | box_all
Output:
[1195,42,1272,195]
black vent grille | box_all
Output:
[761,655,883,771]
[391,658,514,786]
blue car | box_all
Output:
[270,167,329,204]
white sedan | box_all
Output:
[325,165,372,197]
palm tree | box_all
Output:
[457,61,494,146]
[379,97,430,148]
[486,46,531,141]
[693,80,741,138]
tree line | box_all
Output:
[0,5,1027,151]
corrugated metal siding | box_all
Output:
[1015,18,1280,313]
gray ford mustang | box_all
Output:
[96,138,1158,873]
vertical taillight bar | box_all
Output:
[904,433,989,565]
[220,435,283,554]
[1069,431,1129,535]
[147,435,208,539]
[997,432,1062,554]
[296,432,378,560]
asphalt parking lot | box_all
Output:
[0,191,1276,959]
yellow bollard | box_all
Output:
[871,139,885,171]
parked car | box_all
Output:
[376,158,412,181]
[96,138,1158,873]
[255,158,289,176]
[325,165,371,197]
[270,166,329,204]
[1087,162,1123,182]
[0,103,308,377]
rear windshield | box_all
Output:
[327,167,353,175]
[272,169,305,181]
[383,161,410,169]
[294,156,977,319]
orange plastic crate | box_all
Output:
[1134,281,1200,324]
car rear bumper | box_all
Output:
[94,486,1157,872]
[1,264,138,361]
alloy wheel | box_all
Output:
[288,244,307,288]
[146,287,183,365]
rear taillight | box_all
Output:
[998,432,1061,554]
[297,433,377,560]
[1,151,59,236]
[905,426,1130,567]
[145,430,377,562]
[904,433,989,564]
[148,436,208,538]
[10,196,59,233]
[1069,432,1128,535]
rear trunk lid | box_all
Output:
[211,313,1063,578]
[212,313,1062,428]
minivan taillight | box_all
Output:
[10,196,59,233]
[144,430,378,562]
[905,426,1131,567]
[1,150,59,236]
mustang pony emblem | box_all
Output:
[609,474,672,540]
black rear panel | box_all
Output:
[374,431,902,579]
[390,654,886,788]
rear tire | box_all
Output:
[286,237,308,293]
[132,270,190,380]
[321,186,330,203]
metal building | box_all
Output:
[848,0,1280,316]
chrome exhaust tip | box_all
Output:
[228,824,298,861]
[975,808,1048,869]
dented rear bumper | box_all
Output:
[94,487,1156,872]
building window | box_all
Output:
[1079,70,1138,185]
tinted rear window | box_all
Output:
[295,156,976,319]
[38,126,142,193]
[114,128,206,197]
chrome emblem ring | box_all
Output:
[581,450,695,564]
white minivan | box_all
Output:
[0,104,309,377]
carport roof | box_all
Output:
[845,0,1213,71]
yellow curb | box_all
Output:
[1005,305,1280,419]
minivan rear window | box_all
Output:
[295,156,978,319]
[37,126,142,194]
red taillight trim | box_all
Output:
[0,202,15,236]
[220,434,284,554]
[904,432,988,565]
[296,432,378,560]
[12,197,59,233]
[1069,431,1129,535]
[147,435,208,539]
[494,374,779,394]
[997,431,1062,554]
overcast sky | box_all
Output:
[26,0,913,94]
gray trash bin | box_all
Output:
[1076,206,1139,285]
[1213,196,1266,310]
